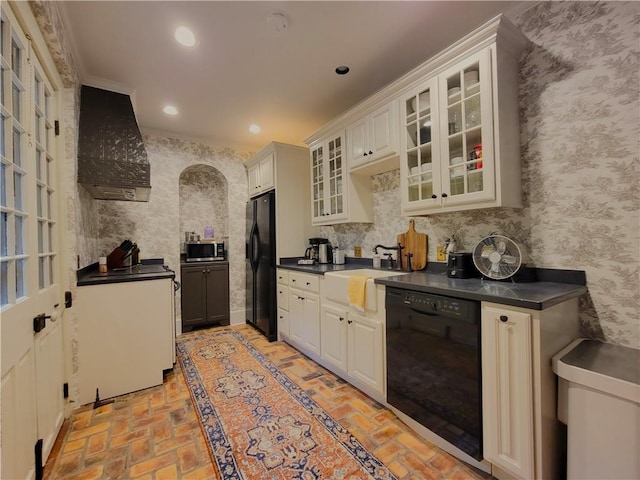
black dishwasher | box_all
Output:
[385,287,482,460]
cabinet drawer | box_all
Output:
[277,269,289,285]
[277,285,289,311]
[289,272,320,293]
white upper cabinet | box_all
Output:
[310,131,373,226]
[246,142,314,259]
[347,100,399,171]
[400,22,527,215]
[247,152,274,197]
[305,15,528,220]
[401,49,498,214]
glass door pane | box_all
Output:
[445,60,484,197]
[406,86,435,203]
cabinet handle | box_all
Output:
[368,150,373,155]
[306,282,311,286]
[347,320,353,325]
[431,194,437,199]
[442,193,448,198]
[292,279,296,282]
[500,315,508,322]
[339,317,344,321]
[363,152,368,156]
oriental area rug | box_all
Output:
[176,327,398,480]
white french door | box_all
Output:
[1,3,65,479]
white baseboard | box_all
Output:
[230,309,245,325]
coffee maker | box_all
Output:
[305,237,331,263]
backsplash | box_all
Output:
[320,1,640,348]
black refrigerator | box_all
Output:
[246,190,277,341]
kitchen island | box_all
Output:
[76,262,176,406]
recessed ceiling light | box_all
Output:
[163,105,178,115]
[335,66,350,75]
[175,26,196,47]
[249,124,261,134]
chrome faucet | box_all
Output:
[373,243,404,270]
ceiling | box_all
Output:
[58,1,532,152]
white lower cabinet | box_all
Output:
[77,278,175,406]
[320,304,348,374]
[320,302,385,402]
[482,300,580,480]
[289,287,320,357]
[277,308,289,340]
[482,306,534,479]
[347,311,384,396]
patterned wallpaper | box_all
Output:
[93,135,251,330]
[320,2,640,348]
[179,165,229,242]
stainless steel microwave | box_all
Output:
[185,241,225,262]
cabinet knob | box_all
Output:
[441,193,448,198]
[431,194,437,199]
[339,317,344,321]
[292,279,296,282]
[306,282,311,286]
[347,320,353,324]
[368,150,373,155]
[500,315,508,322]
[363,152,368,156]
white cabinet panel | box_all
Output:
[482,305,534,479]
[320,304,348,374]
[77,278,174,406]
[348,312,384,394]
[348,101,398,171]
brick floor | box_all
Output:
[44,325,490,479]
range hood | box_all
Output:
[77,85,151,201]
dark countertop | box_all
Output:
[278,262,375,274]
[277,258,587,311]
[376,271,586,310]
[77,263,175,286]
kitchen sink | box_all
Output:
[324,269,408,312]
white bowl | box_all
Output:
[410,93,431,113]
[464,70,479,86]
[451,156,463,165]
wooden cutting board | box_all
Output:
[397,219,428,271]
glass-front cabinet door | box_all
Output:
[310,131,347,224]
[311,144,325,218]
[401,77,440,211]
[401,47,495,214]
[438,49,494,207]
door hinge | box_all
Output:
[63,382,69,399]
[54,120,60,136]
[35,438,44,480]
[65,290,73,308]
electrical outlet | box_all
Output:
[437,245,447,262]
[354,246,362,258]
